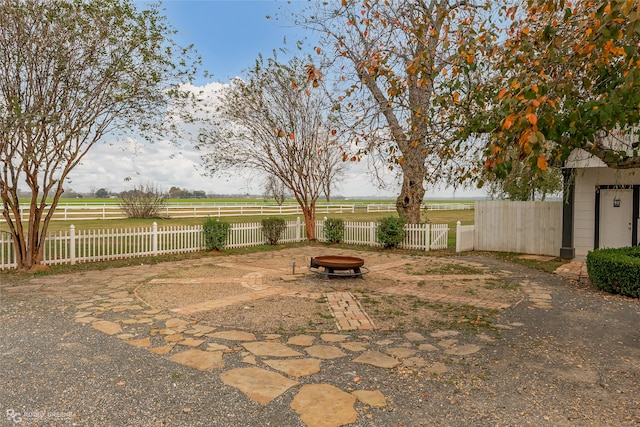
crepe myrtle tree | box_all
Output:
[198,55,342,240]
[0,0,199,271]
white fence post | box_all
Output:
[152,222,158,255]
[370,222,376,246]
[455,221,461,253]
[296,217,301,242]
[69,224,76,265]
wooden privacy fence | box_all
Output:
[467,201,562,256]
[0,219,449,270]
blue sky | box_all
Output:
[161,0,311,84]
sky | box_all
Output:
[69,0,486,199]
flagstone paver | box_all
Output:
[242,341,303,357]
[264,358,322,378]
[206,343,229,352]
[418,343,439,352]
[404,332,426,342]
[352,390,387,407]
[165,318,190,328]
[386,347,417,359]
[521,280,554,309]
[91,320,122,335]
[208,330,256,341]
[178,338,205,347]
[126,337,151,348]
[320,333,350,342]
[353,351,401,369]
[341,342,368,352]
[427,362,449,374]
[288,334,316,347]
[220,367,299,405]
[444,344,482,356]
[147,344,175,355]
[291,384,357,427]
[305,345,348,360]
[168,349,224,371]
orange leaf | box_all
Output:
[289,133,295,140]
[526,113,538,125]
[537,156,548,171]
[498,88,507,100]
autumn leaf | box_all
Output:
[526,113,538,125]
[498,88,507,99]
[537,155,548,171]
[277,129,286,138]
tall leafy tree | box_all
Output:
[198,55,341,240]
[298,0,500,223]
[478,0,640,175]
[0,0,198,270]
[482,148,563,200]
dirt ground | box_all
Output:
[135,247,521,333]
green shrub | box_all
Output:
[261,217,287,245]
[586,246,640,298]
[202,217,230,251]
[376,216,407,248]
[324,218,345,244]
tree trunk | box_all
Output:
[396,151,427,224]
[301,202,317,241]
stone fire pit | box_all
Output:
[308,256,368,278]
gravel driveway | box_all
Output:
[1,249,638,426]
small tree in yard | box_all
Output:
[0,0,198,271]
[119,184,167,219]
[324,218,345,244]
[261,217,287,245]
[202,217,230,251]
[198,55,342,241]
[376,216,407,249]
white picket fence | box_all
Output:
[0,219,449,270]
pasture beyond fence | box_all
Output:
[0,219,449,270]
[0,202,474,222]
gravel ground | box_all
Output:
[1,250,639,426]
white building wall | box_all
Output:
[573,167,640,259]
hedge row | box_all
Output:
[586,246,640,298]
